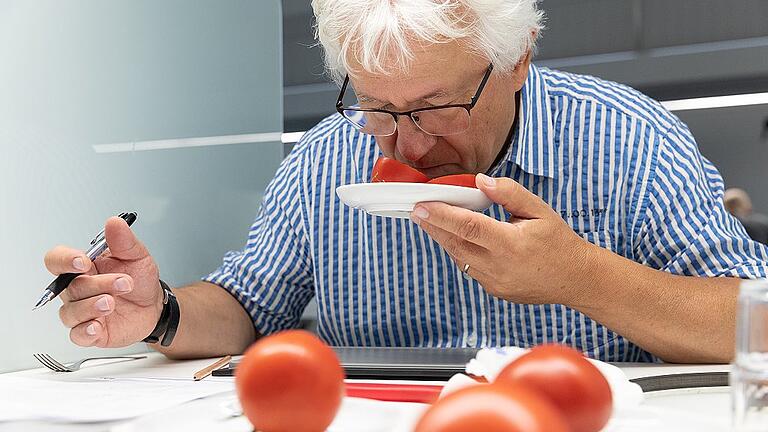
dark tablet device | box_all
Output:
[211,346,730,392]
[212,346,479,380]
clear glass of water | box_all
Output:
[732,278,768,431]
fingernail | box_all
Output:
[477,173,496,187]
[72,257,85,271]
[114,278,131,294]
[412,206,429,220]
[95,296,111,312]
[86,323,97,336]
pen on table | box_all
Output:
[194,355,232,381]
[32,212,138,311]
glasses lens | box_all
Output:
[342,109,396,136]
[412,107,470,136]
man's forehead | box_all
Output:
[349,64,474,104]
[355,85,451,103]
[345,40,484,103]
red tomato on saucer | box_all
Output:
[495,344,613,432]
[371,157,429,183]
[235,330,345,432]
[427,174,478,188]
[414,383,570,432]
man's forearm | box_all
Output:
[150,281,257,359]
[569,244,740,364]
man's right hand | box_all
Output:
[44,216,164,348]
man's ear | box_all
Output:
[511,31,537,91]
[511,50,532,91]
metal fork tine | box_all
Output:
[33,353,53,371]
[33,353,61,372]
[43,354,66,372]
[37,353,64,372]
[42,353,71,372]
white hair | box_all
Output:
[311,0,544,84]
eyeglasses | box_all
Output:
[336,63,494,137]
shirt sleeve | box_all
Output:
[633,119,768,278]
[203,139,315,336]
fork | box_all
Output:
[33,353,147,372]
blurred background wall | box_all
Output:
[0,0,283,372]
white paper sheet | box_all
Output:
[0,376,234,423]
[110,392,729,432]
[110,395,429,432]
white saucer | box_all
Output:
[336,182,494,218]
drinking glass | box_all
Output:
[732,278,768,431]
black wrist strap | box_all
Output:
[142,279,180,347]
[160,287,180,347]
[142,297,170,344]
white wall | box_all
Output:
[0,0,283,372]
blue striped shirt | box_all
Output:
[205,64,768,362]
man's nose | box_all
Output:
[394,115,437,163]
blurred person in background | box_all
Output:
[725,188,768,245]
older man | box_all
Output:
[45,0,767,363]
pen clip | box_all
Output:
[89,212,132,245]
[90,229,106,246]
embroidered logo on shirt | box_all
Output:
[559,208,607,220]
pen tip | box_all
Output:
[33,292,54,311]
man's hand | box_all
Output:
[410,173,594,305]
[44,217,164,348]
[412,173,741,363]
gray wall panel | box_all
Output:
[537,0,637,59]
[643,0,768,48]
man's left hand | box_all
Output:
[410,173,598,305]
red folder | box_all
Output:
[345,383,444,403]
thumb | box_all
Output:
[476,173,554,219]
[104,216,150,261]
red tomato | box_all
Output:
[235,330,345,432]
[371,157,429,183]
[414,383,570,432]
[426,174,478,188]
[495,344,612,432]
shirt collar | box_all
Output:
[491,63,557,179]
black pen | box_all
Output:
[33,212,138,310]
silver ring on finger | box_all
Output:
[462,263,470,274]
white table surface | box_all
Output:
[0,353,733,431]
